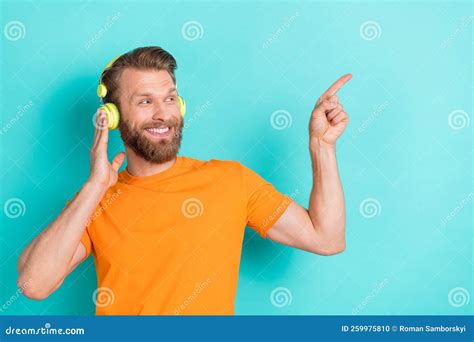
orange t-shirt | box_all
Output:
[66,156,291,315]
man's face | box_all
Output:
[116,68,183,164]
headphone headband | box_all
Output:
[97,55,121,99]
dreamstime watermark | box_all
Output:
[181,21,204,41]
[262,189,300,228]
[262,11,300,49]
[0,278,31,313]
[92,287,115,308]
[4,20,26,41]
[0,101,34,136]
[270,109,292,130]
[448,287,470,308]
[352,276,391,315]
[87,189,122,226]
[181,198,204,218]
[440,192,473,228]
[3,197,26,219]
[92,110,108,131]
[441,15,473,49]
[183,100,212,132]
[174,278,212,315]
[270,287,292,308]
[84,12,122,49]
[359,198,381,219]
[352,100,390,139]
[5,323,84,336]
[448,109,470,130]
[359,21,381,41]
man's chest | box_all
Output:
[88,187,247,274]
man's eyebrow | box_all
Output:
[130,87,177,99]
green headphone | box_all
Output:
[96,55,186,130]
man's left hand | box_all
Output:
[309,74,352,147]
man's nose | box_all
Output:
[151,103,171,121]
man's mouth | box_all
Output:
[144,125,173,138]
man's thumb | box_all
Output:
[111,152,126,172]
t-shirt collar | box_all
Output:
[119,156,183,186]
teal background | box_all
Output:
[0,0,472,315]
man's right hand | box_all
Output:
[16,109,125,300]
[88,109,125,189]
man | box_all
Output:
[17,46,351,315]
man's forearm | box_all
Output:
[308,140,346,251]
[17,181,107,297]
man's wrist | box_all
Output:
[309,137,336,154]
[83,179,109,198]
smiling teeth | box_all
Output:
[146,127,170,134]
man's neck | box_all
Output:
[124,146,177,177]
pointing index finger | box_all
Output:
[319,73,352,102]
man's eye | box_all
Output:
[165,96,175,102]
[139,99,151,105]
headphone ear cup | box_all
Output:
[177,96,186,117]
[99,103,120,130]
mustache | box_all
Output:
[141,118,180,129]
[137,119,183,140]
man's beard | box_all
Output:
[119,117,183,164]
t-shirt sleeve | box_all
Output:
[64,192,92,260]
[239,163,292,238]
